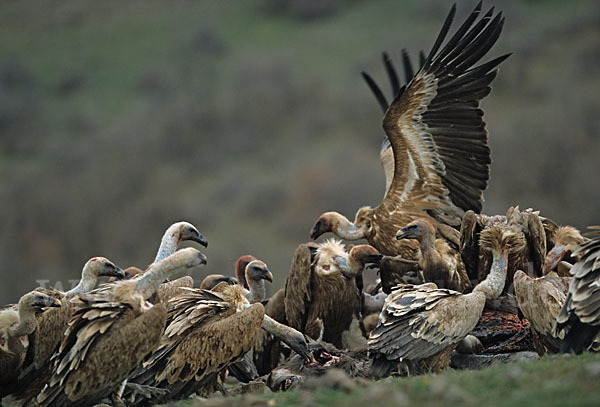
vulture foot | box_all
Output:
[124,382,168,402]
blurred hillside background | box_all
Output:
[0,0,598,304]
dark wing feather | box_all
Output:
[126,289,264,405]
[37,294,166,407]
[364,50,424,196]
[284,244,313,332]
[557,228,600,352]
[378,3,506,226]
[368,284,483,366]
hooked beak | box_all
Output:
[543,245,567,275]
[101,265,126,280]
[264,269,274,283]
[191,232,209,248]
[37,295,61,308]
[396,228,412,240]
[198,252,208,265]
[333,256,349,274]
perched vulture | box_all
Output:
[124,281,310,405]
[284,240,360,348]
[310,2,507,259]
[369,227,525,378]
[396,218,472,292]
[8,258,124,403]
[513,270,570,355]
[34,248,207,407]
[513,225,585,355]
[556,227,600,354]
[1,291,60,394]
[460,206,547,288]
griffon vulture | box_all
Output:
[369,227,525,378]
[310,2,507,260]
[34,248,207,407]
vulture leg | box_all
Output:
[124,382,168,401]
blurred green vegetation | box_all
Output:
[0,0,599,304]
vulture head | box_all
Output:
[235,255,258,289]
[310,210,368,241]
[84,257,126,280]
[174,221,209,248]
[396,219,436,244]
[20,291,62,311]
[245,260,273,284]
[314,240,350,275]
[244,260,273,304]
[200,274,239,290]
[543,226,585,275]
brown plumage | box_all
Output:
[369,227,526,378]
[310,3,507,259]
[556,227,600,353]
[7,258,124,403]
[460,206,547,289]
[1,291,61,395]
[396,219,472,292]
[34,248,207,407]
[124,282,309,405]
[284,240,360,348]
[513,270,569,355]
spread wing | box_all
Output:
[368,283,483,361]
[284,244,313,332]
[374,3,508,226]
[363,49,425,196]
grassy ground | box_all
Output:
[176,353,600,407]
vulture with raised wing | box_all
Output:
[34,248,207,407]
[310,2,508,260]
[123,266,310,406]
[396,218,472,292]
[556,227,600,354]
[1,291,60,394]
[8,258,124,403]
[369,227,525,378]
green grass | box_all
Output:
[179,353,600,407]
